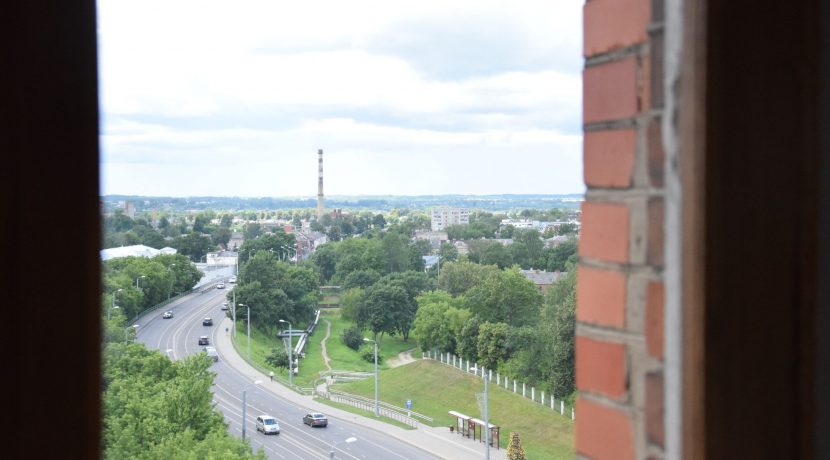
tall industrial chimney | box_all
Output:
[316,149,324,220]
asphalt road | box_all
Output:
[136,286,443,460]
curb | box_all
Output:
[214,317,506,460]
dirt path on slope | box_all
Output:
[319,320,332,371]
[386,348,418,368]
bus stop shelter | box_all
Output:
[448,411,499,449]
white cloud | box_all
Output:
[98,0,584,196]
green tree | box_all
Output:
[381,231,411,273]
[342,269,381,290]
[340,288,368,330]
[102,343,263,459]
[438,242,459,263]
[364,280,408,343]
[212,227,232,247]
[515,229,544,263]
[539,239,578,272]
[544,268,576,396]
[456,316,482,363]
[481,242,512,269]
[265,347,289,369]
[372,213,386,229]
[464,267,543,327]
[172,232,213,262]
[412,291,469,352]
[437,261,500,296]
[311,244,337,283]
[244,223,262,240]
[476,322,511,370]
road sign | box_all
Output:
[406,399,412,409]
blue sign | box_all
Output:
[406,399,412,409]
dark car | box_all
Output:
[162,311,173,319]
[198,336,209,345]
[303,412,328,427]
[203,317,213,326]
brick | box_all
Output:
[576,336,627,398]
[580,201,630,263]
[646,371,665,447]
[584,129,636,188]
[647,198,664,266]
[577,266,627,328]
[647,117,664,187]
[646,281,664,360]
[639,52,651,113]
[584,0,651,56]
[576,397,635,460]
[584,58,638,124]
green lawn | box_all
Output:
[234,310,574,458]
[321,311,417,372]
[234,309,420,386]
[334,360,575,459]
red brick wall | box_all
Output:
[577,0,665,458]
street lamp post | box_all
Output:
[363,338,379,417]
[241,379,262,440]
[167,264,176,299]
[109,288,123,320]
[239,303,250,359]
[279,319,293,387]
[232,288,237,338]
[329,436,357,459]
[483,368,490,460]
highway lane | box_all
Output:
[136,287,441,460]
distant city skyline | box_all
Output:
[98,1,584,197]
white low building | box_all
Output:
[100,244,177,261]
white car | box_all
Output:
[256,415,280,435]
[203,346,218,362]
[229,276,237,283]
[216,283,225,289]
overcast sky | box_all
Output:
[98,0,584,197]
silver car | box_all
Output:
[256,415,280,434]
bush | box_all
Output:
[265,348,289,369]
[359,344,383,364]
[341,326,363,351]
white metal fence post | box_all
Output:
[513,380,517,393]
[522,382,526,398]
[532,387,535,401]
[560,400,564,415]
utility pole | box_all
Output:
[484,369,490,460]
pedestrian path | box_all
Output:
[387,348,418,368]
[319,319,332,371]
[215,317,506,460]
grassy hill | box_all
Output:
[233,309,575,458]
[334,359,574,459]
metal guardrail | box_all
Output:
[126,289,193,325]
[327,389,434,423]
[318,389,421,428]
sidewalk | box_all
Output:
[215,317,506,460]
